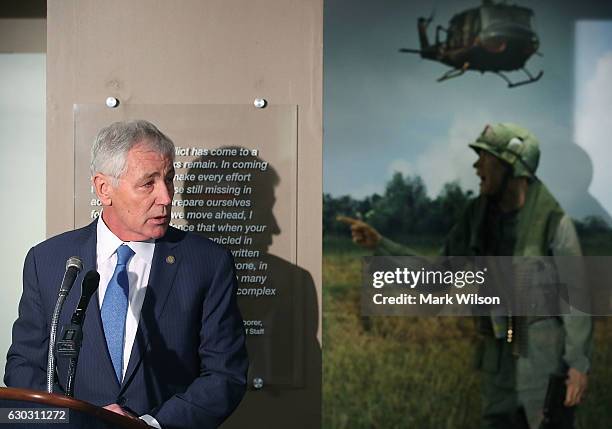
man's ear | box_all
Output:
[93,173,114,206]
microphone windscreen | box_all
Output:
[82,270,100,297]
[66,256,83,272]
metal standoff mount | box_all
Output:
[253,98,267,109]
[105,97,120,108]
[252,377,264,389]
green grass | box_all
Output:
[323,235,612,429]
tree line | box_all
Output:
[324,172,612,241]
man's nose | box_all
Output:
[157,182,174,205]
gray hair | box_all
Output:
[90,120,175,185]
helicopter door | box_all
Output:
[479,5,535,53]
[447,9,480,50]
[462,11,481,47]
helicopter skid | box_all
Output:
[496,67,543,88]
[435,65,543,88]
[437,62,470,82]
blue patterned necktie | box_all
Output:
[101,244,134,382]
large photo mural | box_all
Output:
[323,1,612,427]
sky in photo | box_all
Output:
[324,0,612,223]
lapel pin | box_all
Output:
[166,255,176,264]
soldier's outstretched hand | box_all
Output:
[337,216,381,249]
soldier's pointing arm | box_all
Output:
[336,216,381,250]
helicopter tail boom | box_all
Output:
[398,17,440,60]
[398,48,422,54]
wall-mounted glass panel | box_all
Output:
[74,104,303,387]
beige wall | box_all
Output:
[0,19,45,53]
[47,0,322,319]
[47,0,322,426]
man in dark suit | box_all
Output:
[4,120,248,429]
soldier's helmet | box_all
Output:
[469,123,540,178]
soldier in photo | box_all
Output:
[341,123,592,429]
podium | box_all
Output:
[0,387,145,428]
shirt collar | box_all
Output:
[96,212,155,265]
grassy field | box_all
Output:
[323,235,612,429]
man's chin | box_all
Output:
[148,224,169,240]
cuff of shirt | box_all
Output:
[140,414,162,429]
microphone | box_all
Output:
[59,257,84,295]
[47,256,83,394]
[57,270,100,397]
[70,270,100,325]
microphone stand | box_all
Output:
[47,294,68,393]
[47,257,83,394]
[56,270,100,397]
[56,322,84,397]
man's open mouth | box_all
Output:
[150,215,168,224]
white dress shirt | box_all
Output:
[96,216,154,380]
[96,216,161,429]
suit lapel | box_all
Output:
[79,220,121,390]
[120,230,181,392]
[54,220,119,394]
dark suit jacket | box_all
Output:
[4,220,248,429]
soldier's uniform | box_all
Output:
[375,124,592,429]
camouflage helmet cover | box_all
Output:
[469,123,540,178]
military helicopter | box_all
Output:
[399,0,543,88]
